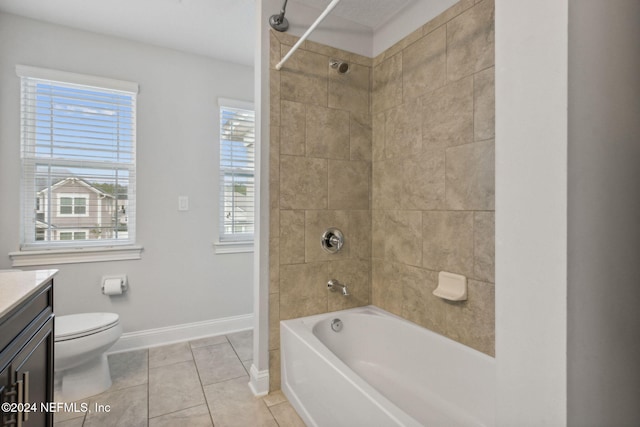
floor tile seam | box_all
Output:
[53,413,86,426]
[82,383,148,425]
[262,391,288,408]
[200,374,256,393]
[240,359,252,376]
[189,341,207,394]
[147,402,209,422]
[265,400,289,427]
[105,337,251,426]
[190,339,231,351]
[242,379,280,426]
[226,337,248,366]
[200,372,250,389]
[148,356,197,371]
[269,401,290,410]
[188,339,217,427]
[191,332,235,347]
[201,377,278,427]
[190,339,249,382]
[199,375,217,427]
[145,336,237,369]
[148,342,196,369]
[239,354,253,363]
[105,380,150,394]
[60,409,86,425]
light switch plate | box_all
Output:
[178,196,189,211]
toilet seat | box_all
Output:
[55,313,120,342]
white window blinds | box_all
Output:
[219,100,255,242]
[17,65,138,249]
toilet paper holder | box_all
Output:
[101,275,128,295]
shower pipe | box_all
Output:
[269,0,289,32]
[275,0,343,71]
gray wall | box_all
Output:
[567,1,640,425]
[0,13,255,333]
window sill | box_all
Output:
[214,241,254,254]
[9,245,143,267]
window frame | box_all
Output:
[216,98,256,253]
[11,65,142,265]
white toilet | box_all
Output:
[55,313,122,402]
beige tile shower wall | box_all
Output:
[371,0,496,356]
[269,30,373,390]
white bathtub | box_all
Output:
[280,305,495,427]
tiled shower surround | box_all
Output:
[269,0,495,390]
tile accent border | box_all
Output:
[108,314,253,354]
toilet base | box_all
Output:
[59,353,112,402]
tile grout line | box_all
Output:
[187,338,216,427]
[148,341,221,424]
[266,402,283,427]
[226,334,253,377]
[96,338,273,427]
[226,332,281,425]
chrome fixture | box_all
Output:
[330,60,350,74]
[328,279,349,296]
[331,318,343,332]
[275,0,343,70]
[321,228,344,253]
[269,0,289,32]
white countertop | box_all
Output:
[0,269,58,319]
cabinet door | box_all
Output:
[13,316,54,427]
[0,362,20,427]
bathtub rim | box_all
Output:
[280,305,495,427]
[281,305,423,426]
[284,305,495,363]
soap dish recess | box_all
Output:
[433,271,467,301]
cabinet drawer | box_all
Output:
[0,281,52,354]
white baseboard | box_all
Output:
[248,364,269,397]
[107,313,253,354]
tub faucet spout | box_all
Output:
[327,279,349,296]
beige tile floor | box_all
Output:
[53,331,305,427]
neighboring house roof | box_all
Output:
[36,220,53,229]
[37,177,115,199]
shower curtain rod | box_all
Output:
[275,0,343,70]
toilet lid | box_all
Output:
[55,313,120,341]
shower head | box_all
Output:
[269,0,289,32]
[330,60,350,74]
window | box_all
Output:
[17,65,138,249]
[58,194,88,216]
[218,99,255,243]
[59,231,87,241]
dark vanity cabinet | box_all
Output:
[0,274,55,427]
